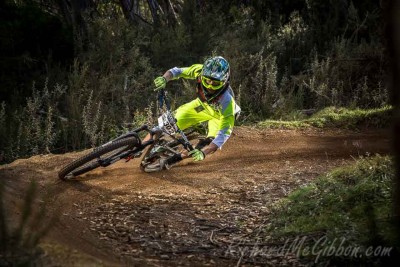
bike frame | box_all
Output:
[94,89,194,167]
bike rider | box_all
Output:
[144,56,241,172]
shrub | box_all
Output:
[258,106,392,129]
[0,180,57,266]
[268,155,398,264]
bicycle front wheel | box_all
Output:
[58,137,139,180]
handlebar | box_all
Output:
[120,89,195,153]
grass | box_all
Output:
[257,106,392,129]
[0,180,57,266]
[39,242,111,266]
[267,155,399,265]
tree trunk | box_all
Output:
[158,0,178,26]
[147,0,160,25]
[70,0,89,51]
[55,0,91,51]
[119,0,137,22]
[56,0,73,25]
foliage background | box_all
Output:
[0,0,390,162]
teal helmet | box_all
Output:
[201,56,230,90]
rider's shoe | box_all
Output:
[143,154,183,173]
[143,158,167,173]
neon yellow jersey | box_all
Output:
[170,64,203,80]
[169,65,241,148]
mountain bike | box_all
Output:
[58,90,206,180]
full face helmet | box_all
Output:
[201,56,230,91]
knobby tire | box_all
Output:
[58,137,138,180]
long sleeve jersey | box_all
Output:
[169,64,241,148]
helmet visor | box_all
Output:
[201,76,224,90]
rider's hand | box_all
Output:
[154,76,167,91]
[188,149,205,161]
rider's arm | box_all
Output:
[160,64,202,85]
[196,113,233,157]
[181,142,218,159]
[168,64,203,80]
[211,94,237,149]
[162,70,174,82]
[202,142,218,155]
[212,115,235,148]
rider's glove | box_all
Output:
[154,76,167,91]
[188,149,205,161]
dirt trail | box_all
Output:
[0,127,391,266]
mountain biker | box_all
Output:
[144,56,241,172]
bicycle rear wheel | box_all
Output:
[58,137,139,180]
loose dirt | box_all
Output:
[0,127,392,266]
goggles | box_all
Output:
[201,76,224,90]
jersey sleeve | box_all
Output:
[211,92,237,148]
[168,64,203,80]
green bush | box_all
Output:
[268,155,398,264]
[0,0,390,162]
[258,106,392,129]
